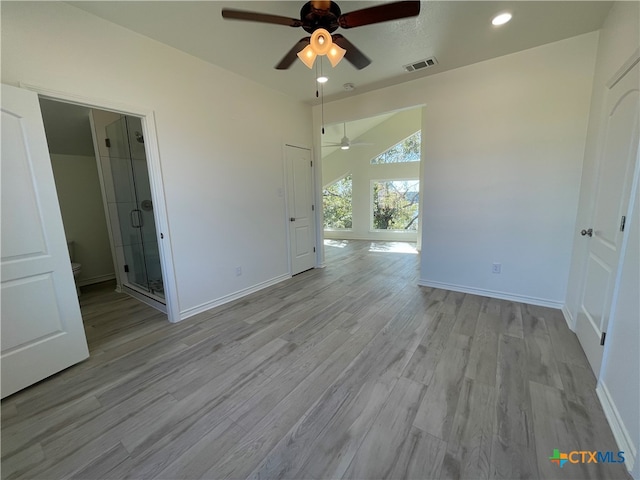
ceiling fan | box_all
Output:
[324,123,373,150]
[221,1,421,70]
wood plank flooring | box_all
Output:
[1,240,631,479]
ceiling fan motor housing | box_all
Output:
[300,1,342,33]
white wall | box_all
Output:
[315,32,598,307]
[1,2,312,319]
[322,108,421,241]
[50,154,115,285]
[563,2,640,475]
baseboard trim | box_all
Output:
[561,305,576,331]
[179,273,291,321]
[78,273,116,287]
[596,381,636,473]
[417,279,564,309]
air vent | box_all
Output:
[403,57,438,72]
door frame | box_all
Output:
[20,82,179,323]
[283,143,318,275]
[571,51,640,373]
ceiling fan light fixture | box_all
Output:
[222,1,421,71]
[297,45,317,68]
[327,43,346,67]
[299,28,344,68]
[341,145,350,150]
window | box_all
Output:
[323,174,352,229]
[372,180,419,231]
[370,131,421,164]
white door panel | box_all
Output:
[285,145,315,275]
[575,62,639,376]
[1,84,89,398]
[295,225,311,255]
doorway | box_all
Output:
[320,108,423,246]
[285,144,316,275]
[39,98,169,315]
[104,115,165,305]
[574,59,639,376]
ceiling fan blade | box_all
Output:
[338,1,420,29]
[222,9,303,28]
[332,35,371,70]
[275,37,311,69]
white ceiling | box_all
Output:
[42,1,611,153]
[321,111,396,156]
[68,1,613,105]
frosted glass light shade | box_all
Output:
[310,28,332,55]
[297,45,317,69]
[297,28,345,68]
[327,44,346,67]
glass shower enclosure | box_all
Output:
[106,116,164,302]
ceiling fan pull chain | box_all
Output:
[320,58,325,134]
[321,91,325,134]
[313,59,325,133]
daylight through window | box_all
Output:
[372,180,419,230]
[323,174,353,229]
[371,131,421,164]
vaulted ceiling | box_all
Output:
[43,1,612,153]
[69,1,612,104]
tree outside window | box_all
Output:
[372,180,419,230]
[323,174,352,229]
[371,131,421,164]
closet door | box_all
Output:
[574,61,639,376]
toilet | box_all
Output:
[67,241,82,296]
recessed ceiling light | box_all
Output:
[492,12,512,26]
[317,76,328,83]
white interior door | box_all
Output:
[575,62,640,376]
[1,84,89,398]
[285,145,316,275]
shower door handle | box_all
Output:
[130,209,144,228]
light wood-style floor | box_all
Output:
[1,240,630,479]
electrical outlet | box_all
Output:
[235,266,242,276]
[492,263,501,274]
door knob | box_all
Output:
[581,228,593,237]
[290,217,296,222]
